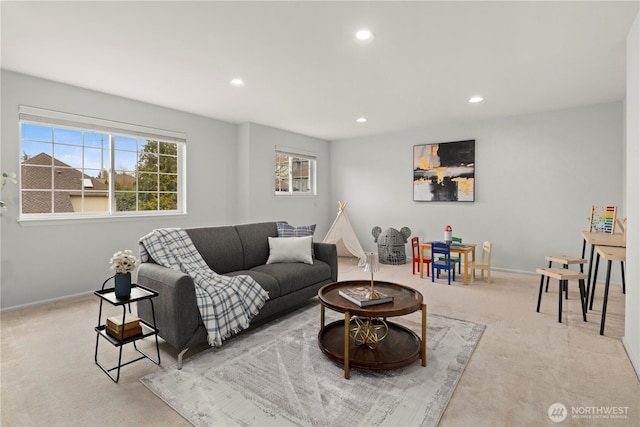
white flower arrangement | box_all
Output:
[110,249,138,274]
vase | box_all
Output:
[114,272,132,299]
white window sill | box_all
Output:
[17,212,187,226]
[274,193,317,198]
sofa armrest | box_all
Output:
[136,262,202,353]
[314,242,338,282]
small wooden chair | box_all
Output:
[439,236,462,273]
[431,242,455,285]
[411,237,431,277]
[470,241,492,283]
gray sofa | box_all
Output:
[136,221,338,368]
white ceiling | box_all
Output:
[2,1,638,141]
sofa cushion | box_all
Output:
[266,236,313,265]
[226,270,282,299]
[186,226,243,274]
[235,222,279,269]
[251,260,332,296]
[277,222,316,257]
[276,222,316,237]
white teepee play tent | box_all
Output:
[323,201,367,266]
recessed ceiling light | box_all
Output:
[230,78,245,87]
[356,117,367,123]
[468,96,483,103]
[355,29,374,42]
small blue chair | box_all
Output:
[431,242,456,285]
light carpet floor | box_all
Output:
[1,259,638,426]
[140,304,484,426]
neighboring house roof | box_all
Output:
[21,152,109,213]
[113,171,136,190]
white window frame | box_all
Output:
[18,106,187,221]
[274,146,317,197]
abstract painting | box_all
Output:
[413,140,475,202]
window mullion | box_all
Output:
[50,148,55,214]
[288,156,293,194]
[80,132,85,213]
[109,134,115,214]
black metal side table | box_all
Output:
[94,280,160,382]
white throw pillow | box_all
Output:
[266,236,314,265]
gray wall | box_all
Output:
[0,71,333,309]
[330,102,625,276]
[236,122,333,238]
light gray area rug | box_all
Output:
[141,303,485,427]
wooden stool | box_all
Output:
[536,268,588,323]
[543,255,588,299]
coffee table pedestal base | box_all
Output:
[318,320,421,378]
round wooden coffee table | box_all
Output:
[317,280,426,379]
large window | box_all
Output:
[275,148,316,195]
[18,106,186,219]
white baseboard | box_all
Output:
[491,267,625,287]
[491,267,537,276]
[0,290,94,313]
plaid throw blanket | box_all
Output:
[139,228,269,347]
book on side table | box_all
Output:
[106,314,142,339]
[338,286,394,307]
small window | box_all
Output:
[18,106,186,219]
[275,148,316,196]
